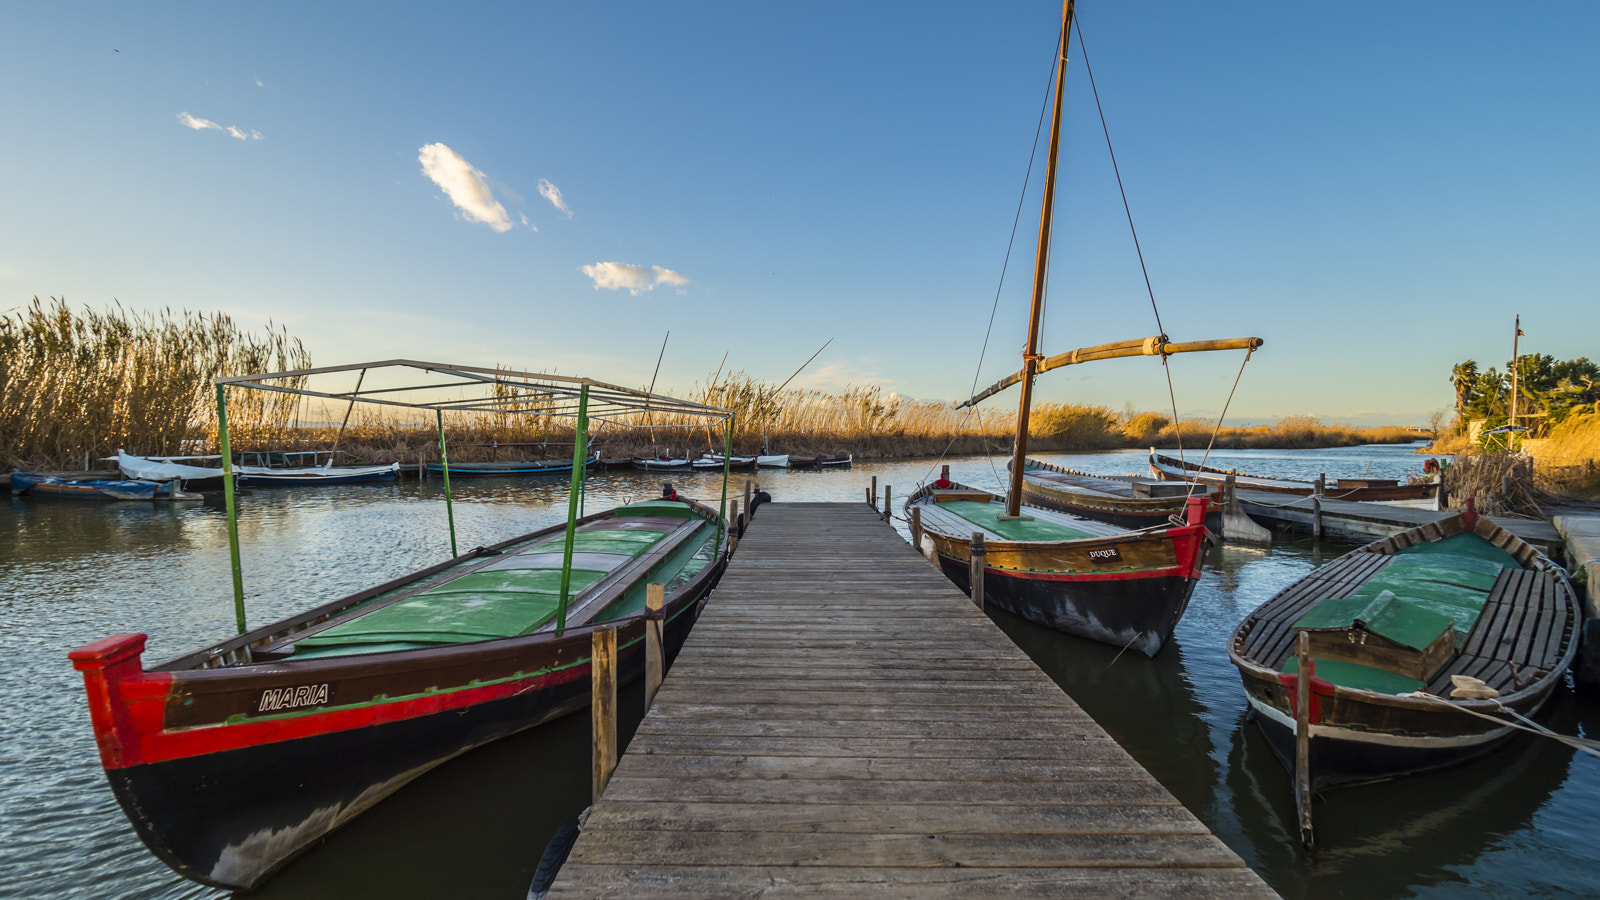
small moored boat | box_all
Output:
[1150,450,1440,504]
[1016,457,1222,531]
[631,457,692,472]
[10,471,166,500]
[1229,507,1579,792]
[423,455,595,478]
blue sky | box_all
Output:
[3,2,1595,425]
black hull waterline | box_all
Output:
[936,557,1200,658]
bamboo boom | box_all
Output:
[959,335,1264,409]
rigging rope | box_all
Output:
[922,27,1065,490]
[1401,691,1600,759]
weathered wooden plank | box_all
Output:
[623,734,1118,759]
[598,776,1181,807]
[612,753,1153,783]
[566,831,1245,869]
[581,801,1199,835]
[549,865,1279,899]
[644,703,1089,724]
[633,718,1109,741]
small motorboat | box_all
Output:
[10,471,166,500]
[632,457,692,472]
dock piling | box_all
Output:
[743,479,752,523]
[969,531,986,610]
[883,484,892,523]
[869,475,878,511]
[729,499,740,551]
[591,625,617,803]
[1294,631,1315,849]
[1312,474,1325,539]
[644,584,664,709]
[910,504,922,550]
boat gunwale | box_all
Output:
[1021,456,1221,510]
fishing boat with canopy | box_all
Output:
[906,0,1262,658]
[68,360,738,890]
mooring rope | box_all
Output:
[1400,691,1600,759]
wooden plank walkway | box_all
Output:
[1236,489,1563,555]
[549,502,1278,899]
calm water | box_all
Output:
[2,445,1594,898]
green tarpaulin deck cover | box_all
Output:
[1284,532,1524,692]
[937,500,1097,542]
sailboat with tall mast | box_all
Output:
[906,0,1262,657]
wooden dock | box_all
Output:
[549,502,1278,898]
[1236,489,1563,556]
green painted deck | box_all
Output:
[548,502,1278,899]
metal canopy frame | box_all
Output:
[213,360,735,638]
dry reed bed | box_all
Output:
[0,298,308,470]
[4,306,1424,470]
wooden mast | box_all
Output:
[1006,0,1075,519]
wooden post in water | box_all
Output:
[1312,474,1325,540]
[969,532,986,610]
[910,505,923,550]
[644,584,664,709]
[592,625,618,803]
[883,485,892,523]
[743,479,753,522]
[870,475,878,510]
[729,499,740,551]
[1294,630,1316,849]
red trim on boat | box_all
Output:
[69,634,593,770]
[1276,661,1336,725]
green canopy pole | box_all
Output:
[718,413,733,553]
[436,409,457,558]
[216,384,247,634]
[556,383,591,634]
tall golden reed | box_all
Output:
[0,298,309,470]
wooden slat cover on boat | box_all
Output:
[1424,568,1571,696]
[1024,469,1137,499]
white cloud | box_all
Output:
[580,261,692,296]
[254,78,264,87]
[417,143,513,233]
[178,112,261,140]
[178,112,221,131]
[538,179,572,217]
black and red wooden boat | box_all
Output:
[71,497,728,890]
[907,479,1211,657]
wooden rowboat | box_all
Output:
[1229,508,1579,792]
[631,457,692,472]
[907,479,1212,657]
[69,498,728,890]
[1015,457,1223,531]
[1150,450,1440,503]
[423,455,596,477]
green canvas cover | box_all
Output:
[936,500,1098,542]
[1394,532,1520,570]
[1281,656,1424,695]
[527,528,665,557]
[1292,590,1455,650]
[612,500,696,518]
[298,567,607,648]
[1285,532,1526,692]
